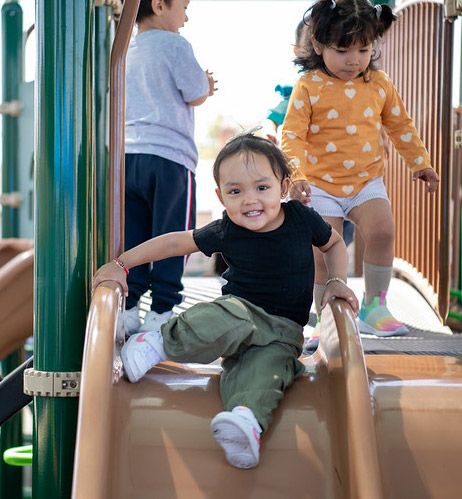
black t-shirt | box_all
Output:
[193,200,332,326]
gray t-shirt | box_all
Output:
[125,30,209,172]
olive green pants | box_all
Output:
[161,295,305,431]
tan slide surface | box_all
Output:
[73,281,462,499]
[0,239,34,359]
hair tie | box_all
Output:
[375,4,382,18]
[330,0,336,9]
[226,126,263,144]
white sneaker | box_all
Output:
[211,409,261,469]
[121,331,167,383]
[125,306,141,336]
[140,310,174,333]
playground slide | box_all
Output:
[0,239,33,360]
[73,281,462,499]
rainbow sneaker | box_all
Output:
[358,291,409,337]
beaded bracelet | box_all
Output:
[113,258,129,276]
[325,277,346,286]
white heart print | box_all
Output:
[362,142,372,152]
[312,74,323,82]
[310,124,320,133]
[414,156,424,165]
[358,171,369,177]
[401,133,412,143]
[363,107,373,118]
[342,185,354,195]
[308,155,318,164]
[392,106,400,116]
[287,132,297,139]
[327,109,339,119]
[326,142,337,152]
[379,89,386,98]
[343,160,355,169]
[322,174,333,182]
[294,99,304,110]
[310,96,320,105]
[346,125,357,135]
[345,89,356,99]
[290,158,300,167]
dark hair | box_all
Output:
[213,134,292,187]
[294,0,396,73]
[136,0,172,23]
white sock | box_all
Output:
[231,406,262,434]
[363,262,392,306]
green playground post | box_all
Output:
[33,1,93,497]
[1,2,24,499]
[94,4,112,268]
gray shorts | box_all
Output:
[309,177,390,219]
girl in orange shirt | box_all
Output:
[282,0,439,340]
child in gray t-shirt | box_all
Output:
[124,0,217,336]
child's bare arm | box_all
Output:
[92,231,199,295]
[188,70,218,107]
[318,229,359,314]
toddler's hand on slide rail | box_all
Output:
[321,280,359,316]
[413,168,440,193]
[92,262,129,296]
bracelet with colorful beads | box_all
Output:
[113,258,129,276]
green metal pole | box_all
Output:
[1,0,22,237]
[94,5,112,268]
[1,3,24,499]
[34,1,93,497]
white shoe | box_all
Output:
[121,331,167,383]
[125,306,141,336]
[140,310,174,333]
[211,409,261,469]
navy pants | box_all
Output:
[124,153,196,313]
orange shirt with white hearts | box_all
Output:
[281,69,433,197]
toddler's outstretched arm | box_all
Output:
[413,168,440,193]
[318,229,359,315]
[92,231,199,295]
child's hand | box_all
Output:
[206,70,218,96]
[289,180,311,204]
[413,168,440,193]
[320,280,359,316]
[92,262,129,296]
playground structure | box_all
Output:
[0,0,462,498]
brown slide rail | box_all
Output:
[72,288,384,499]
[0,238,34,359]
[382,0,454,321]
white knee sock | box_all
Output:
[363,262,392,306]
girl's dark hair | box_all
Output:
[294,0,397,73]
[213,134,292,187]
[136,0,172,23]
